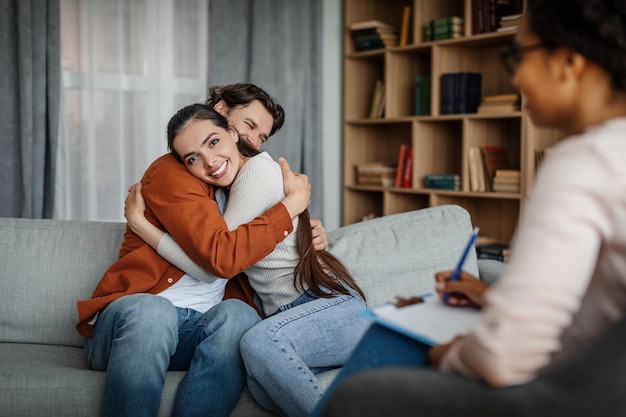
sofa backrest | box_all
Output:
[0,218,125,348]
[327,205,478,307]
[0,204,477,348]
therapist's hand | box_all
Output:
[429,335,465,368]
[435,270,489,308]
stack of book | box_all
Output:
[355,162,397,187]
[440,72,482,115]
[476,242,510,262]
[424,174,461,190]
[477,93,520,114]
[350,20,398,52]
[497,13,522,32]
[424,16,463,41]
[414,75,431,116]
[492,169,520,193]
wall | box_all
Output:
[322,0,342,231]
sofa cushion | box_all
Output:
[0,218,125,348]
[327,205,479,307]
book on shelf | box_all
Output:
[440,73,455,115]
[492,169,521,193]
[424,174,461,190]
[352,30,398,44]
[349,20,396,31]
[494,169,520,181]
[399,6,411,46]
[492,182,521,193]
[468,146,487,192]
[535,149,546,173]
[425,16,464,41]
[368,80,385,119]
[481,146,510,191]
[350,20,398,51]
[352,36,398,51]
[414,75,431,116]
[355,162,397,187]
[483,93,520,103]
[401,147,414,188]
[477,103,520,114]
[440,72,482,115]
[455,72,482,114]
[497,13,522,32]
[394,144,410,187]
[477,93,520,114]
[476,243,510,263]
[472,0,523,34]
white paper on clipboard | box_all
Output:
[366,293,482,346]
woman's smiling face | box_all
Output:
[173,119,243,187]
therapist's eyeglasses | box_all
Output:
[499,42,548,77]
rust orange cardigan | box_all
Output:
[76,154,293,337]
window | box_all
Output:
[56,0,208,221]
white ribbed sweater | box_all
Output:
[157,152,303,316]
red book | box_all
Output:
[394,144,409,187]
[402,147,413,188]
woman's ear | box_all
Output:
[213,99,229,117]
[557,48,586,81]
[229,126,239,142]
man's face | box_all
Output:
[222,100,274,150]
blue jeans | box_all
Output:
[239,289,369,417]
[309,323,430,417]
[84,294,260,417]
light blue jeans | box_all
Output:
[309,323,430,417]
[239,288,369,417]
[85,294,260,417]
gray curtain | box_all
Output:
[208,0,324,219]
[0,0,60,218]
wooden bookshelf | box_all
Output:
[342,0,562,244]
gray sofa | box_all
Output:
[0,205,503,417]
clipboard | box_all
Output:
[364,293,482,346]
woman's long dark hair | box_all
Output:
[167,103,366,301]
[293,209,366,301]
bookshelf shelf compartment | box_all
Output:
[342,0,561,244]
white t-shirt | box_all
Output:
[157,274,228,313]
[156,188,229,313]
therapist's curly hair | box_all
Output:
[526,0,626,91]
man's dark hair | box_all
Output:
[206,83,286,137]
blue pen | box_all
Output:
[443,226,480,302]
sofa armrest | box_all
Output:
[477,259,506,286]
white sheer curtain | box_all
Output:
[55,0,208,221]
